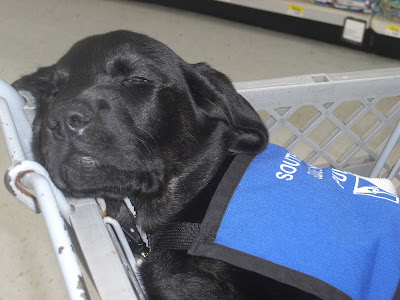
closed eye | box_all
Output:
[51,90,60,98]
[122,76,149,83]
[43,89,59,104]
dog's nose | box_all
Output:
[66,108,92,130]
[48,104,93,139]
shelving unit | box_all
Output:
[216,0,372,27]
[372,13,400,37]
[370,13,400,57]
[138,0,400,58]
[216,0,399,56]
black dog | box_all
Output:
[13,31,317,299]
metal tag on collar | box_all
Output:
[123,197,149,258]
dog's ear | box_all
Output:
[12,65,59,104]
[184,62,268,154]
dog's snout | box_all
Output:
[47,103,93,139]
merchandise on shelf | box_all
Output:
[381,0,400,22]
[312,0,380,13]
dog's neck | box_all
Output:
[111,154,236,234]
[174,154,236,224]
[105,154,236,255]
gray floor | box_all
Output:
[0,0,399,299]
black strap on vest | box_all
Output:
[149,222,201,250]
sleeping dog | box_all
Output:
[13,30,319,299]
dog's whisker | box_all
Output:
[135,136,155,155]
[173,176,188,195]
[180,118,199,145]
[124,146,152,176]
[122,153,143,170]
[183,127,199,145]
[204,98,231,126]
[131,126,159,149]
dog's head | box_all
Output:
[13,30,267,230]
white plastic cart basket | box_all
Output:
[1,68,399,300]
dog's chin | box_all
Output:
[48,160,161,200]
[51,170,130,199]
[45,160,118,199]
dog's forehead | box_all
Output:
[59,31,180,74]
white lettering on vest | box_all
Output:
[332,169,347,189]
[308,165,323,179]
[276,152,302,181]
[276,172,293,181]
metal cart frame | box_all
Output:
[1,67,399,299]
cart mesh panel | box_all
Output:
[255,96,400,193]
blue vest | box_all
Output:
[188,144,400,300]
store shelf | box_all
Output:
[217,0,400,39]
[135,0,400,58]
[371,13,400,37]
[370,13,400,57]
[215,0,371,27]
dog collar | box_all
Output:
[122,197,149,259]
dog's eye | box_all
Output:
[51,91,59,98]
[123,76,149,84]
[44,90,59,103]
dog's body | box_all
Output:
[13,31,316,299]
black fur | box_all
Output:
[13,31,317,299]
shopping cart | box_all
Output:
[1,68,399,300]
